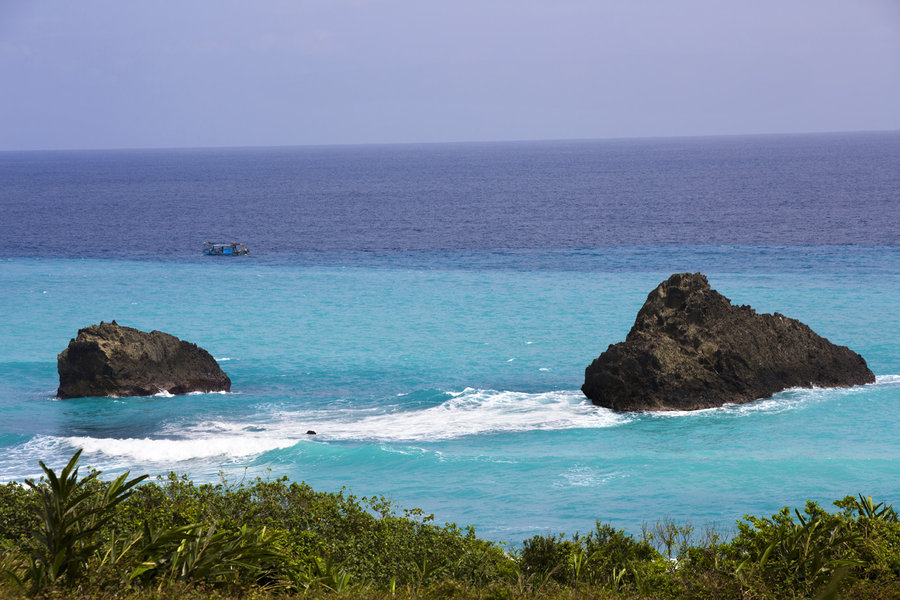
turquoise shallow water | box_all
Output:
[1,246,897,542]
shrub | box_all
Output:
[1,450,898,600]
[0,482,37,545]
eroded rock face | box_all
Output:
[57,321,231,399]
[582,273,874,411]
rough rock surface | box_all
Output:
[57,321,231,399]
[582,273,874,411]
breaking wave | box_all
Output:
[29,435,299,463]
[648,375,898,418]
[11,378,894,468]
[4,389,626,467]
[169,388,628,444]
[266,388,628,442]
[67,435,296,462]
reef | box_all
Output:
[582,273,874,411]
[57,321,231,398]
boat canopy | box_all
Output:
[203,242,249,255]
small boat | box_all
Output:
[203,242,249,256]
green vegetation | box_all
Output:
[0,451,897,599]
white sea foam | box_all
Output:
[649,376,898,419]
[171,389,626,443]
[555,465,622,488]
[0,437,66,481]
[60,435,297,462]
[649,395,809,418]
[23,376,889,469]
[267,388,628,442]
[378,444,430,456]
[2,431,299,475]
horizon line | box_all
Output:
[1,127,898,154]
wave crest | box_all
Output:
[874,374,900,385]
[61,435,297,462]
[288,388,628,442]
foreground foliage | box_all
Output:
[0,452,897,599]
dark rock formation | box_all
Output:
[582,273,874,411]
[57,321,231,399]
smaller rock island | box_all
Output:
[582,273,875,411]
[57,321,231,399]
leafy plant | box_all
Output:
[0,549,26,592]
[735,505,864,597]
[130,522,283,588]
[853,495,895,521]
[24,449,147,591]
[311,555,353,592]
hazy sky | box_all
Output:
[1,0,898,150]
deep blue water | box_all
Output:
[0,132,898,542]
[2,131,898,258]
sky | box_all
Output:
[0,0,898,150]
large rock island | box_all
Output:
[582,273,874,411]
[57,321,231,399]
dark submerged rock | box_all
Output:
[57,321,231,399]
[582,273,874,411]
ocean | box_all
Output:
[1,131,898,542]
